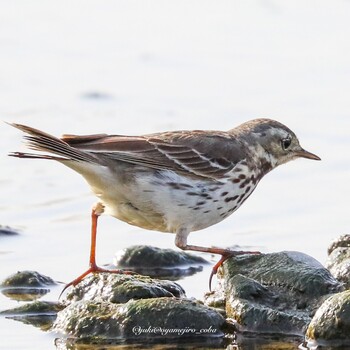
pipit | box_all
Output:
[9,118,320,292]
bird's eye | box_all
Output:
[281,138,292,150]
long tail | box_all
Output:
[8,123,98,163]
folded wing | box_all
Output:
[63,130,243,179]
[10,123,245,180]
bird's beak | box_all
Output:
[295,148,321,161]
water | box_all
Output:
[1,1,350,349]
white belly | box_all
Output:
[70,159,258,234]
[88,168,257,234]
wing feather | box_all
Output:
[63,131,244,179]
[10,124,246,179]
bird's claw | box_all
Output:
[209,250,261,291]
[59,266,136,299]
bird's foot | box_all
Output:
[209,249,261,291]
[59,264,135,298]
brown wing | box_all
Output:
[62,130,245,179]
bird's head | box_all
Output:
[237,118,321,167]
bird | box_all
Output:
[9,118,320,292]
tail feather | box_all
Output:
[8,152,66,161]
[9,123,99,163]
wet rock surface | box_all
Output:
[114,245,208,278]
[2,245,349,348]
[326,234,350,288]
[56,272,228,342]
[0,270,57,301]
[1,270,56,288]
[306,289,350,346]
[206,251,343,336]
[0,300,64,330]
[54,297,226,341]
[63,273,185,304]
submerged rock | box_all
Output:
[80,91,114,100]
[63,273,185,304]
[0,225,19,236]
[326,234,350,288]
[207,251,343,336]
[55,271,229,343]
[1,270,57,301]
[54,297,225,341]
[114,245,208,278]
[232,336,304,350]
[1,270,56,288]
[306,289,350,347]
[0,301,64,330]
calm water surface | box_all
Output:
[1,1,350,349]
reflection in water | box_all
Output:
[54,338,228,350]
[0,300,64,331]
[1,288,50,302]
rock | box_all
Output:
[1,271,57,301]
[0,225,19,235]
[63,273,185,304]
[326,234,350,288]
[80,91,113,100]
[0,300,63,314]
[1,270,56,288]
[114,245,208,278]
[0,301,64,330]
[328,234,350,255]
[56,272,228,343]
[205,288,226,310]
[207,251,343,336]
[231,336,305,350]
[54,297,225,341]
[306,290,350,347]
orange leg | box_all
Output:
[175,231,261,292]
[60,204,134,297]
[208,249,261,291]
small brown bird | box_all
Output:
[9,119,320,291]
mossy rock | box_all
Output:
[54,297,225,341]
[306,290,350,347]
[1,270,56,288]
[63,273,185,304]
[326,234,350,288]
[114,245,208,278]
[1,270,57,301]
[208,251,343,336]
[0,301,64,330]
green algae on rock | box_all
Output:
[54,297,225,341]
[62,273,185,304]
[207,251,343,336]
[114,245,208,278]
[326,234,350,289]
[1,270,56,288]
[306,289,350,347]
[0,301,64,331]
[1,270,57,301]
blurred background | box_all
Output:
[0,1,350,349]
